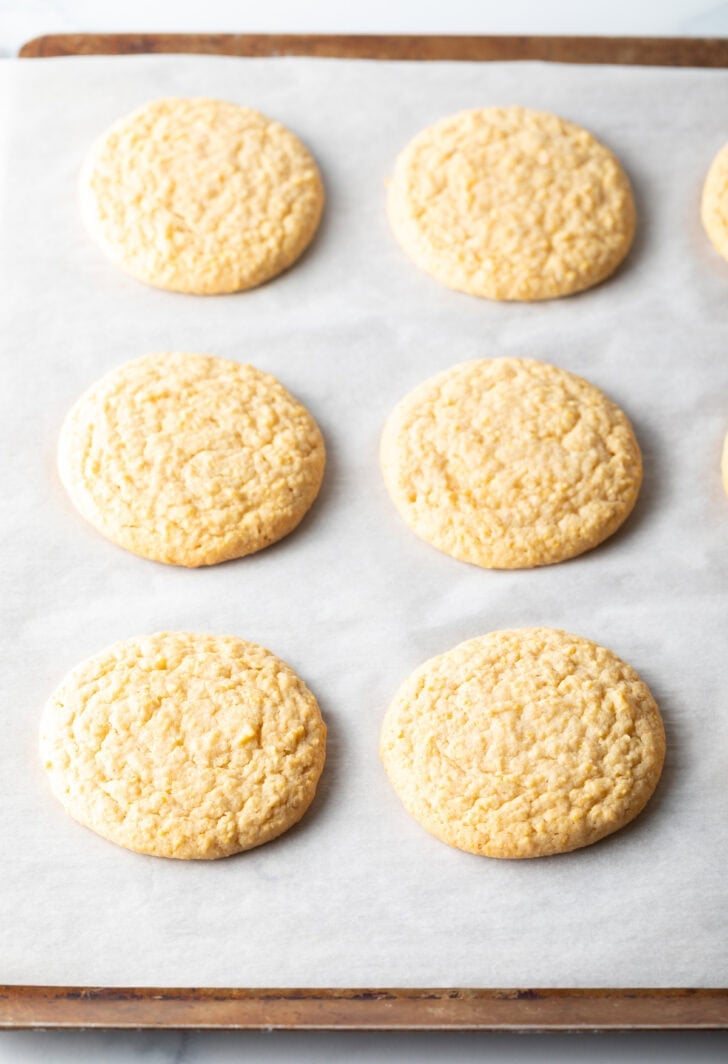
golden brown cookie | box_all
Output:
[387,106,635,301]
[380,357,642,569]
[58,352,325,567]
[702,142,728,263]
[380,627,665,858]
[40,632,327,859]
[80,97,324,294]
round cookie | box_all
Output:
[80,97,324,294]
[380,357,642,569]
[702,143,728,263]
[387,106,635,301]
[380,627,665,859]
[40,632,327,859]
[58,352,325,567]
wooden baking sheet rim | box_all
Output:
[6,31,728,1031]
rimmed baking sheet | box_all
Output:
[1,39,728,1026]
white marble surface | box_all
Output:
[1,1029,728,1062]
[2,0,728,56]
[1,1,728,1061]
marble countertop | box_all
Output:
[1,1028,727,1063]
[2,0,728,57]
[1,1,727,1061]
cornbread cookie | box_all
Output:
[40,632,326,859]
[80,97,324,294]
[380,627,665,859]
[380,357,641,569]
[387,106,635,301]
[702,143,728,262]
[58,352,325,567]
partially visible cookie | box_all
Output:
[58,352,325,567]
[80,97,324,294]
[702,143,728,263]
[722,432,728,496]
[40,632,327,859]
[387,106,635,301]
[380,627,665,859]
[380,357,642,569]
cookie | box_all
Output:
[58,352,325,567]
[380,627,665,859]
[80,97,324,294]
[387,106,635,301]
[380,357,641,569]
[722,432,728,496]
[40,632,326,859]
[702,143,728,263]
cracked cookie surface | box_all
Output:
[380,357,641,569]
[80,97,324,294]
[40,632,327,859]
[387,106,635,301]
[380,627,665,858]
[58,351,325,567]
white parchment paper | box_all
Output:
[1,54,727,989]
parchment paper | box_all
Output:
[1,54,727,989]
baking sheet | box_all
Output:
[1,53,727,989]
